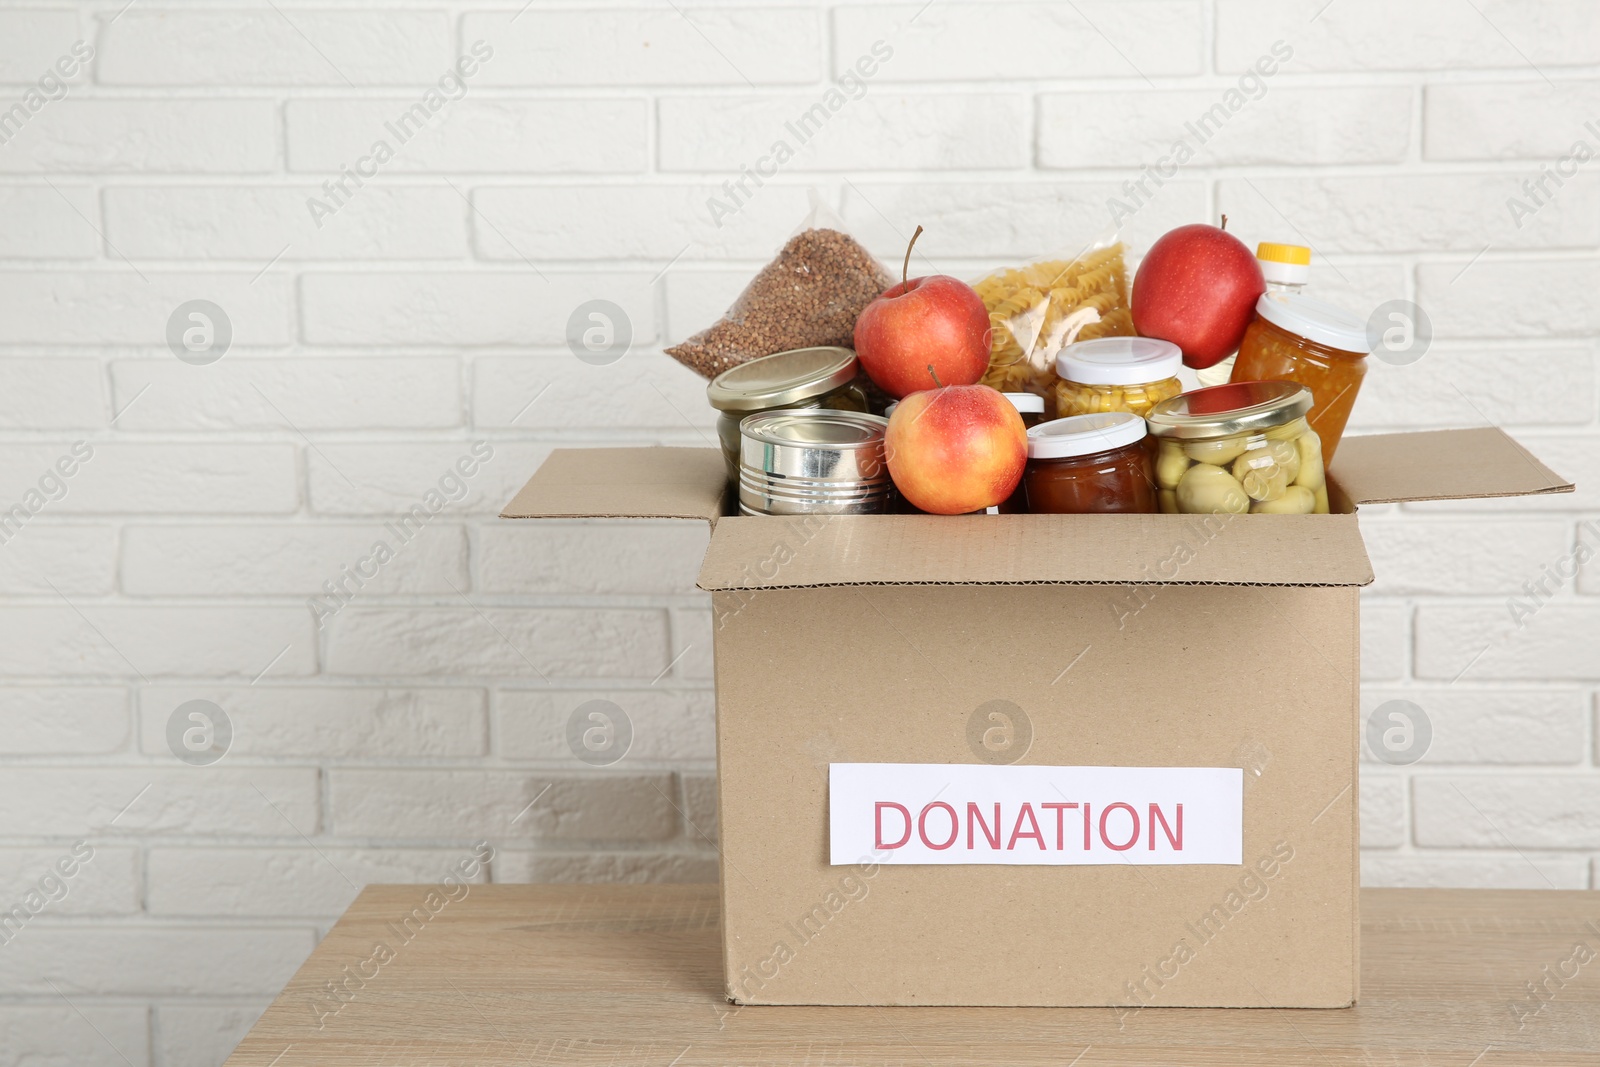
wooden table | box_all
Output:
[225,884,1600,1066]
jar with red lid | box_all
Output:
[1022,412,1158,515]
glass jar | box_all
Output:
[1054,337,1184,419]
[707,346,869,486]
[996,393,1047,512]
[1146,381,1329,515]
[1228,294,1369,466]
[1022,412,1158,515]
[1198,242,1310,388]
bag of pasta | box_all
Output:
[970,238,1135,412]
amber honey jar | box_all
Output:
[1022,412,1157,515]
[1229,294,1369,466]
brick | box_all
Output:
[1347,349,1596,432]
[0,100,277,173]
[0,443,298,514]
[0,926,316,996]
[1217,174,1600,253]
[1362,519,1573,595]
[0,358,105,427]
[0,271,292,346]
[0,846,139,915]
[104,185,470,260]
[0,524,114,594]
[1416,259,1600,339]
[0,11,82,81]
[286,99,647,173]
[0,1007,149,1067]
[475,520,707,596]
[1576,524,1600,594]
[465,8,821,86]
[1360,773,1405,849]
[1359,599,1409,682]
[0,768,318,837]
[97,10,452,85]
[0,687,127,754]
[0,606,315,678]
[471,356,710,432]
[682,772,718,845]
[1218,0,1600,72]
[659,93,1029,172]
[840,180,1207,265]
[836,2,1201,80]
[1416,604,1600,681]
[0,185,97,257]
[138,686,486,758]
[1425,81,1600,160]
[147,846,487,917]
[1039,87,1410,168]
[1362,852,1588,890]
[670,608,715,681]
[300,272,656,348]
[471,183,818,261]
[155,1005,264,1067]
[330,769,680,841]
[496,688,715,762]
[1361,688,1587,765]
[124,522,466,598]
[307,441,551,517]
[1415,775,1600,848]
[109,358,461,431]
[325,606,670,680]
[494,850,718,883]
[1287,262,1408,325]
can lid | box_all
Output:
[1027,411,1146,459]
[1055,337,1182,386]
[1256,242,1311,266]
[1253,293,1369,354]
[707,346,859,412]
[1002,391,1046,414]
[739,409,887,449]
[1146,380,1313,439]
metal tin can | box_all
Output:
[707,346,870,487]
[737,410,891,516]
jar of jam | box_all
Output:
[1054,337,1184,419]
[1022,412,1157,514]
[707,347,870,486]
[1228,293,1369,466]
[995,393,1047,512]
[1146,380,1328,515]
[1198,241,1310,388]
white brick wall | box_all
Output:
[1,3,1597,1063]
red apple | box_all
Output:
[885,384,1026,515]
[1131,218,1265,370]
[854,226,991,398]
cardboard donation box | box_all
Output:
[503,427,1570,1009]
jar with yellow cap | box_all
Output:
[1197,242,1312,388]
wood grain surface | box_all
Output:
[224,884,1600,1066]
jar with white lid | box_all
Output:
[1228,293,1370,466]
[1022,411,1158,514]
[1054,337,1184,419]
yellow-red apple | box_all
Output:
[886,384,1027,515]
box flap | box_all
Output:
[696,512,1374,589]
[1333,428,1573,505]
[500,447,725,522]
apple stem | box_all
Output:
[1220,214,1229,232]
[902,225,923,287]
[927,363,942,389]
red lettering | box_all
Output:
[1083,803,1093,850]
[1042,802,1076,850]
[1007,802,1046,850]
[918,802,958,850]
[875,802,911,849]
[967,802,1001,850]
[1100,802,1140,851]
[1149,802,1182,851]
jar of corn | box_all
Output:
[1054,337,1184,419]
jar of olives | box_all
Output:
[1054,337,1184,419]
[1146,381,1329,515]
[1022,411,1158,515]
[707,347,870,487]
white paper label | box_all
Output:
[829,763,1243,866]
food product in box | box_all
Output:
[1053,337,1183,419]
[1022,411,1158,514]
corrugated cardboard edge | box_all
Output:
[499,446,726,523]
[1335,427,1573,505]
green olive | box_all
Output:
[1156,445,1191,490]
[1183,435,1249,465]
[1176,463,1249,515]
[1251,485,1316,514]
[1293,430,1326,490]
